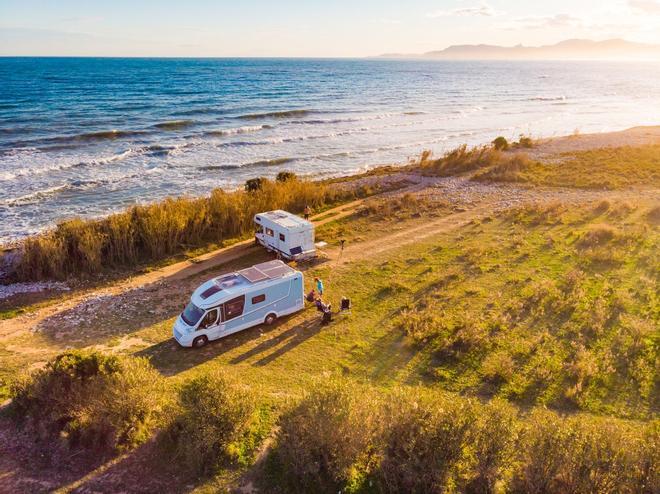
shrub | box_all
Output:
[245,177,266,192]
[464,399,520,494]
[276,171,297,182]
[273,378,381,492]
[161,372,259,476]
[511,410,658,494]
[9,350,165,453]
[516,135,534,148]
[377,389,477,493]
[492,136,509,151]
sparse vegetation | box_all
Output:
[418,143,660,190]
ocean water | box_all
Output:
[1,57,659,241]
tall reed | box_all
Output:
[15,177,362,280]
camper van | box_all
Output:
[254,210,315,261]
[173,260,304,348]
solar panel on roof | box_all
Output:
[240,266,270,283]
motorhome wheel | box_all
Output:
[264,313,277,325]
[192,335,208,348]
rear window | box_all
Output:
[252,294,266,304]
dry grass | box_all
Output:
[13,178,369,281]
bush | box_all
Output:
[9,350,165,453]
[492,136,509,151]
[273,379,381,492]
[516,135,534,148]
[512,410,659,494]
[245,177,266,192]
[377,390,477,493]
[276,171,297,182]
[161,372,259,476]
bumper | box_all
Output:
[173,326,193,347]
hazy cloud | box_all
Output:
[428,2,499,18]
[628,0,660,14]
[507,13,584,29]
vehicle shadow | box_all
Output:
[134,309,320,376]
[33,249,270,349]
[230,316,322,366]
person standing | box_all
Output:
[314,277,324,296]
[304,205,312,220]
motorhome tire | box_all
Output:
[192,336,208,348]
[264,313,277,325]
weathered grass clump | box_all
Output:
[417,145,505,176]
[9,350,165,453]
[160,371,263,476]
[15,177,363,281]
[268,381,657,493]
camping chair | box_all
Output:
[339,297,352,314]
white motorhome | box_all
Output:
[254,210,315,261]
[173,260,304,348]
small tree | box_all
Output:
[244,177,265,192]
[492,136,509,151]
[276,171,297,183]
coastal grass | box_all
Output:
[417,143,660,189]
[13,177,373,282]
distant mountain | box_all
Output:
[377,39,660,61]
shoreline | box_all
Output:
[3,124,659,251]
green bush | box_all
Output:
[511,410,659,494]
[9,350,165,453]
[161,372,260,476]
[273,378,381,493]
[377,390,477,493]
[276,171,297,182]
[492,136,509,151]
[245,176,266,192]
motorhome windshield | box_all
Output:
[181,302,204,326]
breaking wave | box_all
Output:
[153,120,196,130]
[237,109,313,120]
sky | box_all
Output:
[1,0,660,57]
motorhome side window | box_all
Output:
[252,294,266,304]
[279,233,285,242]
[265,228,274,237]
[223,295,245,321]
[200,308,218,329]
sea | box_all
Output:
[1,57,659,241]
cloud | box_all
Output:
[628,0,660,14]
[428,2,499,18]
[507,13,584,30]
